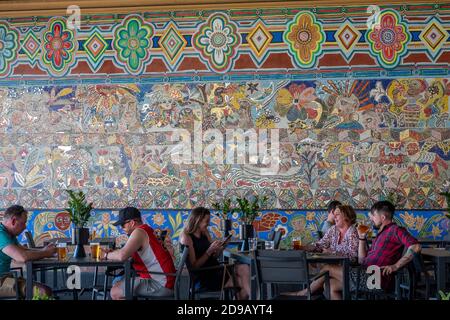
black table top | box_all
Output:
[223,249,349,263]
[27,255,131,267]
[421,248,450,258]
[43,237,116,246]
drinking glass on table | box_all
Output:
[248,238,258,251]
[265,240,274,250]
[292,236,302,250]
[56,243,68,261]
[90,242,101,260]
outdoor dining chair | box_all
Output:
[0,270,22,300]
[254,249,330,300]
[350,261,416,300]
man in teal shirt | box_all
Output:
[0,205,56,298]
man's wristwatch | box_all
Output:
[358,237,367,241]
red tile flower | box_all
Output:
[367,9,410,69]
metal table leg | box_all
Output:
[124,260,131,300]
[26,261,34,300]
[342,259,350,300]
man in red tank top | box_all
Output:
[104,207,176,300]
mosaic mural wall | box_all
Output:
[0,80,448,209]
[0,3,449,243]
[3,209,448,258]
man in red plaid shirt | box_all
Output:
[354,201,421,292]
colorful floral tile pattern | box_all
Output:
[367,9,410,69]
[2,209,447,261]
[284,11,325,68]
[193,13,241,73]
[112,15,154,75]
[0,5,447,81]
[0,22,19,76]
[41,18,78,75]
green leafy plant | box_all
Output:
[236,196,268,225]
[439,192,450,219]
[66,190,93,228]
[438,290,450,300]
[32,287,55,300]
[212,198,235,220]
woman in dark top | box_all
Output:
[180,207,250,299]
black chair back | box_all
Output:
[24,230,36,248]
[174,246,189,300]
[254,249,310,299]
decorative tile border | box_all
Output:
[0,4,448,83]
[4,209,447,252]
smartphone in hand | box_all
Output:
[221,234,233,247]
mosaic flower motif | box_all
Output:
[113,15,153,75]
[152,212,166,226]
[275,83,322,128]
[42,19,77,75]
[415,215,425,231]
[0,23,19,75]
[284,12,325,68]
[399,211,416,229]
[193,13,241,73]
[306,211,315,221]
[431,224,442,238]
[367,9,410,69]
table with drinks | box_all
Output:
[25,241,132,300]
[223,237,351,300]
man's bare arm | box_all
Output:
[394,244,421,269]
[2,244,54,263]
[106,229,145,261]
[357,239,368,264]
[382,243,421,275]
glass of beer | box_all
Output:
[292,237,302,250]
[358,224,370,234]
[57,243,67,261]
[90,242,100,260]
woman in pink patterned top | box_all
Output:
[312,205,359,261]
[284,205,359,299]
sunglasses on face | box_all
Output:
[121,220,133,228]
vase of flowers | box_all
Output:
[66,190,93,258]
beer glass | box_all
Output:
[57,243,67,261]
[292,236,302,250]
[358,224,370,234]
[90,242,100,260]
